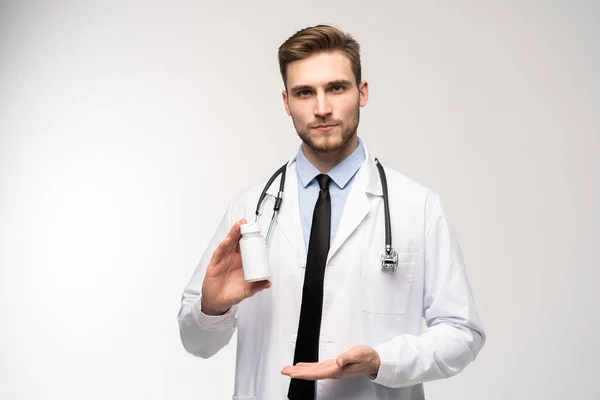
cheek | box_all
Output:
[334,96,358,116]
[338,103,357,122]
[290,104,311,124]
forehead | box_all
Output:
[286,51,354,88]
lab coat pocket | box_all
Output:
[360,250,418,315]
[232,396,255,400]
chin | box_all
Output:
[305,134,347,154]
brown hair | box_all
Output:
[278,24,362,89]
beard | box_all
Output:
[292,105,360,154]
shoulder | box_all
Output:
[378,164,452,242]
[236,180,270,209]
[225,165,289,217]
[381,164,439,209]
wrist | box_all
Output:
[200,297,229,316]
[370,348,381,376]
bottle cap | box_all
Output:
[240,223,261,236]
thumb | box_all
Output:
[336,348,360,367]
[248,280,272,296]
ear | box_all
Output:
[282,90,291,116]
[358,81,369,107]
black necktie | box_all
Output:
[288,174,331,400]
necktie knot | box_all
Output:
[316,174,331,191]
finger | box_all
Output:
[230,218,248,251]
[258,279,272,288]
[247,280,272,296]
[224,221,243,252]
[210,237,232,266]
[289,365,338,380]
[281,360,339,380]
[336,348,361,367]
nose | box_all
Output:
[314,91,332,117]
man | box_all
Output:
[177,24,486,399]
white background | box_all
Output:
[1,1,598,399]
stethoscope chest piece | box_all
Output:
[381,247,399,272]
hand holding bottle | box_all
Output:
[200,218,272,316]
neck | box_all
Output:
[302,135,359,174]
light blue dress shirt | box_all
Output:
[295,137,366,253]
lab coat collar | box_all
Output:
[363,142,384,197]
[264,140,384,261]
[326,142,381,262]
[265,155,306,259]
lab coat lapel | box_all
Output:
[266,160,306,260]
[327,147,382,263]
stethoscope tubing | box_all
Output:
[254,158,398,271]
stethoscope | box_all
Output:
[254,158,399,272]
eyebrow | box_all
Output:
[290,80,353,93]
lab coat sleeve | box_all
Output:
[370,192,486,388]
[176,199,245,358]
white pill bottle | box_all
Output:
[239,223,271,282]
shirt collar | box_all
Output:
[296,137,366,189]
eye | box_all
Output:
[330,85,345,93]
[296,89,312,97]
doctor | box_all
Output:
[178,24,486,400]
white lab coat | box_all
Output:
[178,144,486,400]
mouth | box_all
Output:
[312,124,338,132]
